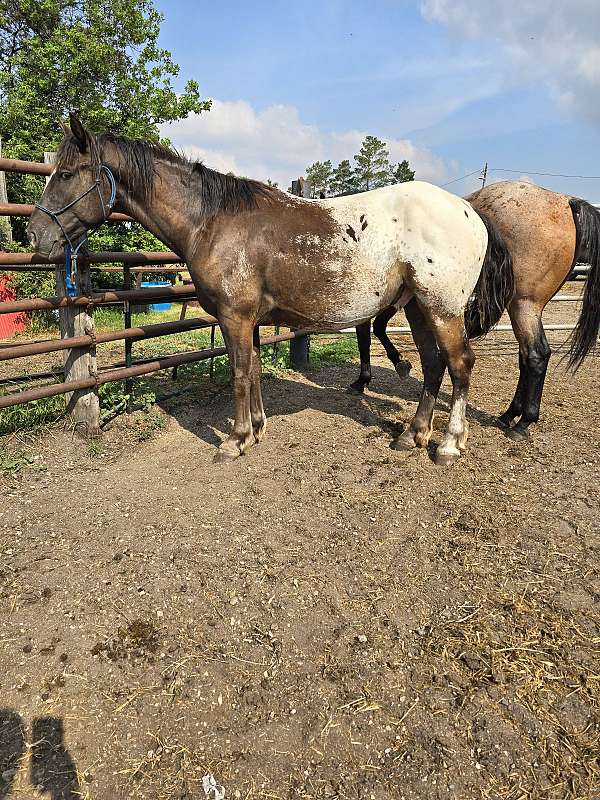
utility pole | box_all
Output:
[479,162,488,188]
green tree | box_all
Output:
[0,0,208,157]
[329,159,357,195]
[0,0,211,313]
[389,159,415,184]
[0,0,210,243]
[353,135,392,191]
[305,159,332,198]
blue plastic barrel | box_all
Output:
[141,280,172,312]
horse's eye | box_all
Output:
[59,171,73,181]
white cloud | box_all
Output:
[161,98,453,188]
[421,0,600,125]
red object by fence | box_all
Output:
[0,274,26,338]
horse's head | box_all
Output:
[28,114,116,260]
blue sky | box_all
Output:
[156,1,600,198]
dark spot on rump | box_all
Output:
[342,237,348,243]
[375,291,380,296]
[392,217,398,222]
[427,257,433,263]
[361,220,368,230]
[346,225,358,242]
[360,214,365,222]
[464,210,469,218]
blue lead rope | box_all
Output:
[64,243,78,298]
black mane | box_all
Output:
[56,130,274,218]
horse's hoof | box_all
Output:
[391,432,416,451]
[496,415,512,430]
[395,360,412,378]
[434,448,460,466]
[506,426,530,442]
[347,382,365,395]
[213,447,241,464]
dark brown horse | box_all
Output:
[28,116,513,464]
[351,180,600,442]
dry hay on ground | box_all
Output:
[0,344,599,799]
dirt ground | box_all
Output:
[0,324,599,799]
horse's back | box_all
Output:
[468,181,576,300]
[322,181,488,316]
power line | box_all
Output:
[440,170,481,187]
[440,164,600,190]
[491,167,600,179]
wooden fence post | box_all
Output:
[289,177,310,370]
[45,151,100,435]
[0,139,12,248]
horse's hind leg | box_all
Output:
[373,307,412,378]
[393,299,446,450]
[214,312,256,463]
[500,300,550,441]
[250,327,267,442]
[349,321,372,393]
[421,309,475,465]
[497,351,528,430]
[349,307,412,393]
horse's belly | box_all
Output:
[320,262,399,325]
[277,253,404,328]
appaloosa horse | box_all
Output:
[351,181,600,442]
[28,115,512,464]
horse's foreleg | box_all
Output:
[502,301,550,441]
[393,299,445,451]
[214,313,256,463]
[250,327,267,442]
[373,306,411,378]
[349,321,372,393]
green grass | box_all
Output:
[0,445,47,477]
[0,392,66,436]
[309,335,359,367]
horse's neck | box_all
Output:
[115,159,201,257]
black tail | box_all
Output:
[465,212,514,338]
[567,198,600,370]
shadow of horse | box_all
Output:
[160,362,499,453]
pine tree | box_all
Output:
[353,136,392,191]
[329,159,358,195]
[305,160,333,198]
[389,159,415,184]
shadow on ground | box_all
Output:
[0,711,80,800]
[159,362,500,453]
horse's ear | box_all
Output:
[69,113,88,153]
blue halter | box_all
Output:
[34,164,117,294]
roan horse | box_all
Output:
[28,116,513,465]
[351,181,600,442]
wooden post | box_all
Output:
[46,151,100,435]
[123,263,133,399]
[289,177,310,370]
[0,139,12,248]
